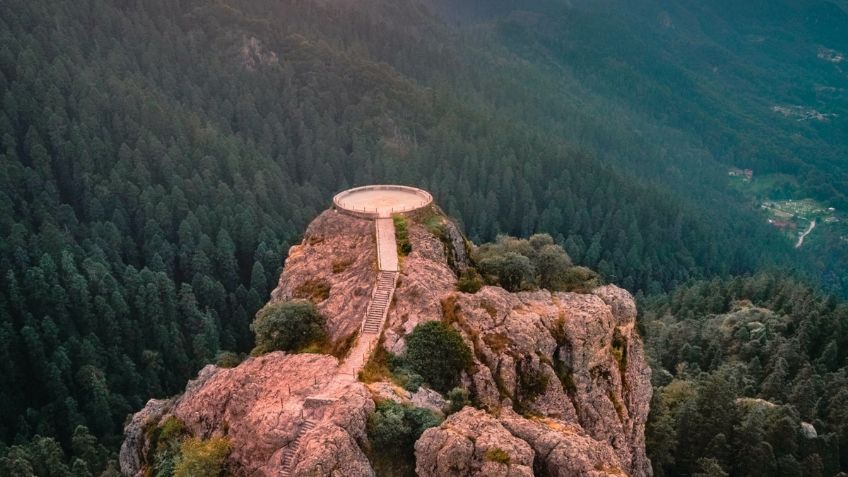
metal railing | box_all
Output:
[332,185,433,218]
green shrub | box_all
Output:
[561,266,601,293]
[367,401,442,477]
[515,361,549,414]
[368,401,412,452]
[485,448,511,464]
[215,351,242,368]
[251,300,326,355]
[472,234,577,292]
[393,215,412,256]
[478,252,533,292]
[173,437,230,477]
[404,321,472,393]
[457,268,484,293]
[401,372,424,392]
[368,401,441,455]
[536,243,572,290]
[146,416,187,477]
[446,387,470,414]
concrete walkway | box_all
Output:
[376,218,398,272]
[338,218,400,378]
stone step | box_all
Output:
[280,420,317,476]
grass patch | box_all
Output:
[419,211,446,238]
[393,214,412,256]
[486,448,511,464]
[483,333,510,353]
[550,315,568,345]
[332,256,355,273]
[173,437,230,477]
[330,331,357,359]
[359,338,394,383]
[292,278,331,303]
[144,416,187,477]
[609,390,626,420]
[611,328,627,373]
[215,351,243,368]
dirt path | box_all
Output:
[796,219,816,248]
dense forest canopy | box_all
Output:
[642,273,848,476]
[1,0,846,474]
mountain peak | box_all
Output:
[120,193,651,476]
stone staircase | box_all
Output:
[362,271,398,334]
[280,214,401,475]
[280,419,316,477]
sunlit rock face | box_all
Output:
[429,283,651,476]
[121,206,652,476]
[120,353,375,477]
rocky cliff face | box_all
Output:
[419,284,651,476]
[121,206,651,476]
[120,353,374,476]
[271,209,376,345]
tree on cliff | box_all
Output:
[251,300,326,354]
[404,321,472,393]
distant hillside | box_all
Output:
[421,0,848,292]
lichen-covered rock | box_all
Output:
[120,353,374,477]
[415,408,534,477]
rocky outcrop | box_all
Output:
[390,221,651,476]
[415,408,534,477]
[122,205,653,476]
[383,217,458,353]
[119,353,374,477]
[439,284,652,476]
[499,411,628,477]
[418,407,629,477]
[271,210,376,345]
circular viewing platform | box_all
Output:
[333,185,433,219]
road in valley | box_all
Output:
[796,219,816,248]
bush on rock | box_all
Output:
[251,300,326,355]
[404,321,471,393]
